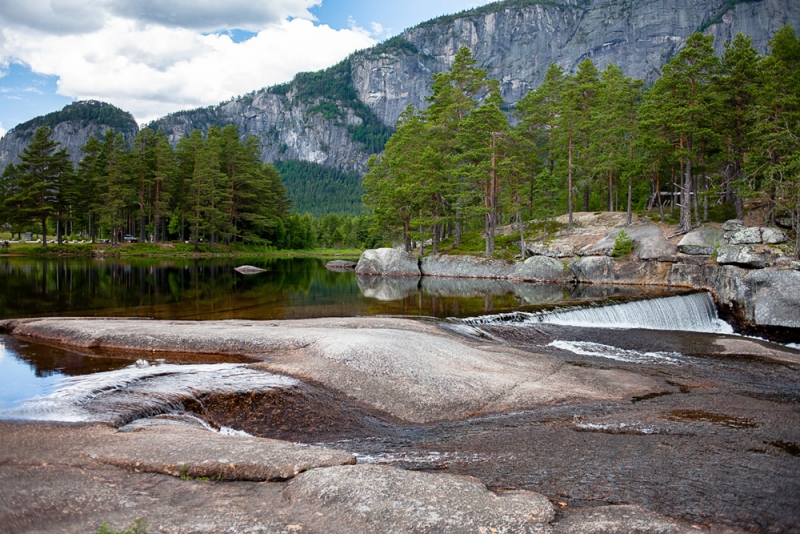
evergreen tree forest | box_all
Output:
[363,28,800,259]
[0,125,318,249]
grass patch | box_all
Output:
[95,518,148,534]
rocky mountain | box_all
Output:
[2,0,798,179]
[0,101,139,173]
[150,0,800,173]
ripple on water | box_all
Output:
[547,340,684,365]
[0,362,299,426]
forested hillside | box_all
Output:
[273,160,364,216]
[364,28,800,258]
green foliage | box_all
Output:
[14,101,138,137]
[274,160,364,215]
[95,518,148,534]
[362,35,420,59]
[612,229,634,257]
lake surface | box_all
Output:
[2,256,799,531]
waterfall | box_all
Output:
[463,292,733,334]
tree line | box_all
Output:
[0,125,296,248]
[0,123,383,251]
[363,27,800,258]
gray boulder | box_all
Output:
[716,245,772,269]
[356,248,420,277]
[727,226,762,245]
[514,256,570,282]
[553,504,698,534]
[722,219,744,231]
[420,254,516,278]
[678,226,725,255]
[741,269,800,329]
[356,275,419,301]
[570,256,615,283]
[761,227,788,245]
[580,224,676,260]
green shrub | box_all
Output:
[95,518,147,534]
[612,229,634,258]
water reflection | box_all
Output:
[0,256,689,321]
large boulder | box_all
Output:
[580,224,676,260]
[355,248,420,277]
[513,256,571,282]
[740,269,800,329]
[678,226,725,255]
[420,254,516,279]
[570,256,615,283]
[716,245,773,269]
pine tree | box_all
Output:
[8,127,73,246]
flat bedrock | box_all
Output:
[0,421,708,534]
[0,316,656,424]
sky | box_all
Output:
[0,0,495,137]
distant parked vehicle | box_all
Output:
[122,235,137,242]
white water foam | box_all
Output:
[573,421,661,434]
[0,362,298,425]
[548,340,683,365]
[463,292,734,334]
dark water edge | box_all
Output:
[0,255,691,321]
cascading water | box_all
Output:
[0,361,299,426]
[462,292,733,334]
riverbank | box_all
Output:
[3,315,799,532]
[355,214,800,341]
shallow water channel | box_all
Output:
[2,257,799,532]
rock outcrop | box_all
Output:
[420,254,516,279]
[355,248,420,277]
[678,226,725,255]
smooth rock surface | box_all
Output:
[420,254,516,279]
[1,317,657,424]
[552,505,698,534]
[740,269,800,329]
[514,256,571,282]
[677,226,725,255]
[355,248,420,277]
[94,424,356,481]
[285,464,555,533]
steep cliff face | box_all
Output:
[2,0,798,177]
[351,0,800,128]
[0,101,139,173]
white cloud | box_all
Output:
[0,10,375,124]
[0,121,6,138]
[108,0,321,32]
[0,0,107,35]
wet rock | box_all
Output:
[514,256,571,282]
[678,226,725,255]
[284,464,555,533]
[356,275,419,300]
[5,317,658,424]
[355,248,420,277]
[420,254,516,279]
[611,260,671,285]
[553,505,698,534]
[234,265,267,275]
[726,226,762,245]
[326,260,358,271]
[716,245,772,269]
[94,424,356,481]
[761,227,788,245]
